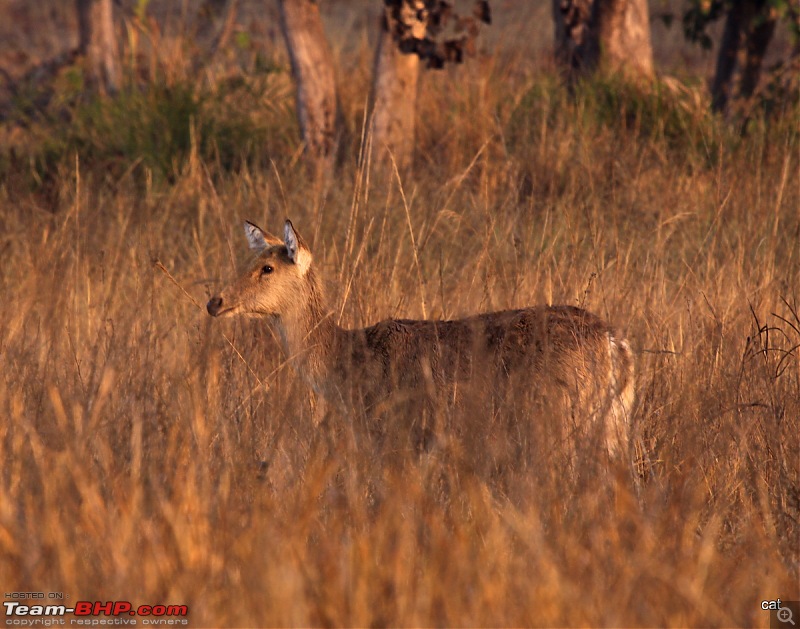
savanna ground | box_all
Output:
[1,1,798,627]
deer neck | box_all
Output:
[273,270,341,389]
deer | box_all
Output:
[207,219,635,459]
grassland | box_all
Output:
[0,3,798,627]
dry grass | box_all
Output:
[1,4,799,628]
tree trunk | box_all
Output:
[738,11,776,101]
[370,3,426,173]
[594,0,653,77]
[710,0,777,113]
[277,0,338,173]
[76,0,120,93]
[553,0,653,81]
[710,2,749,112]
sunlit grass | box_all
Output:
[0,7,798,628]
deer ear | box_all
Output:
[284,220,312,274]
[244,221,281,252]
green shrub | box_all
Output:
[3,66,296,190]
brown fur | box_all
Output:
[208,220,635,456]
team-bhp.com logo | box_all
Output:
[4,600,189,625]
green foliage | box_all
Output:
[3,68,296,189]
[509,75,725,166]
[1,35,795,197]
[681,0,800,47]
[134,0,151,24]
[578,76,722,158]
[234,31,251,50]
[682,0,726,50]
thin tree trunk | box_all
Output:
[711,2,748,112]
[277,0,338,173]
[739,12,776,100]
[711,0,776,114]
[76,0,120,93]
[370,3,425,173]
[553,0,653,81]
[553,0,594,73]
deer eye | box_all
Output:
[261,265,273,276]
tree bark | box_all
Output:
[76,0,121,93]
[553,0,654,81]
[595,0,653,77]
[277,0,338,172]
[711,2,749,112]
[738,10,776,101]
[370,3,426,173]
[710,0,777,113]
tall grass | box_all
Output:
[1,6,798,628]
